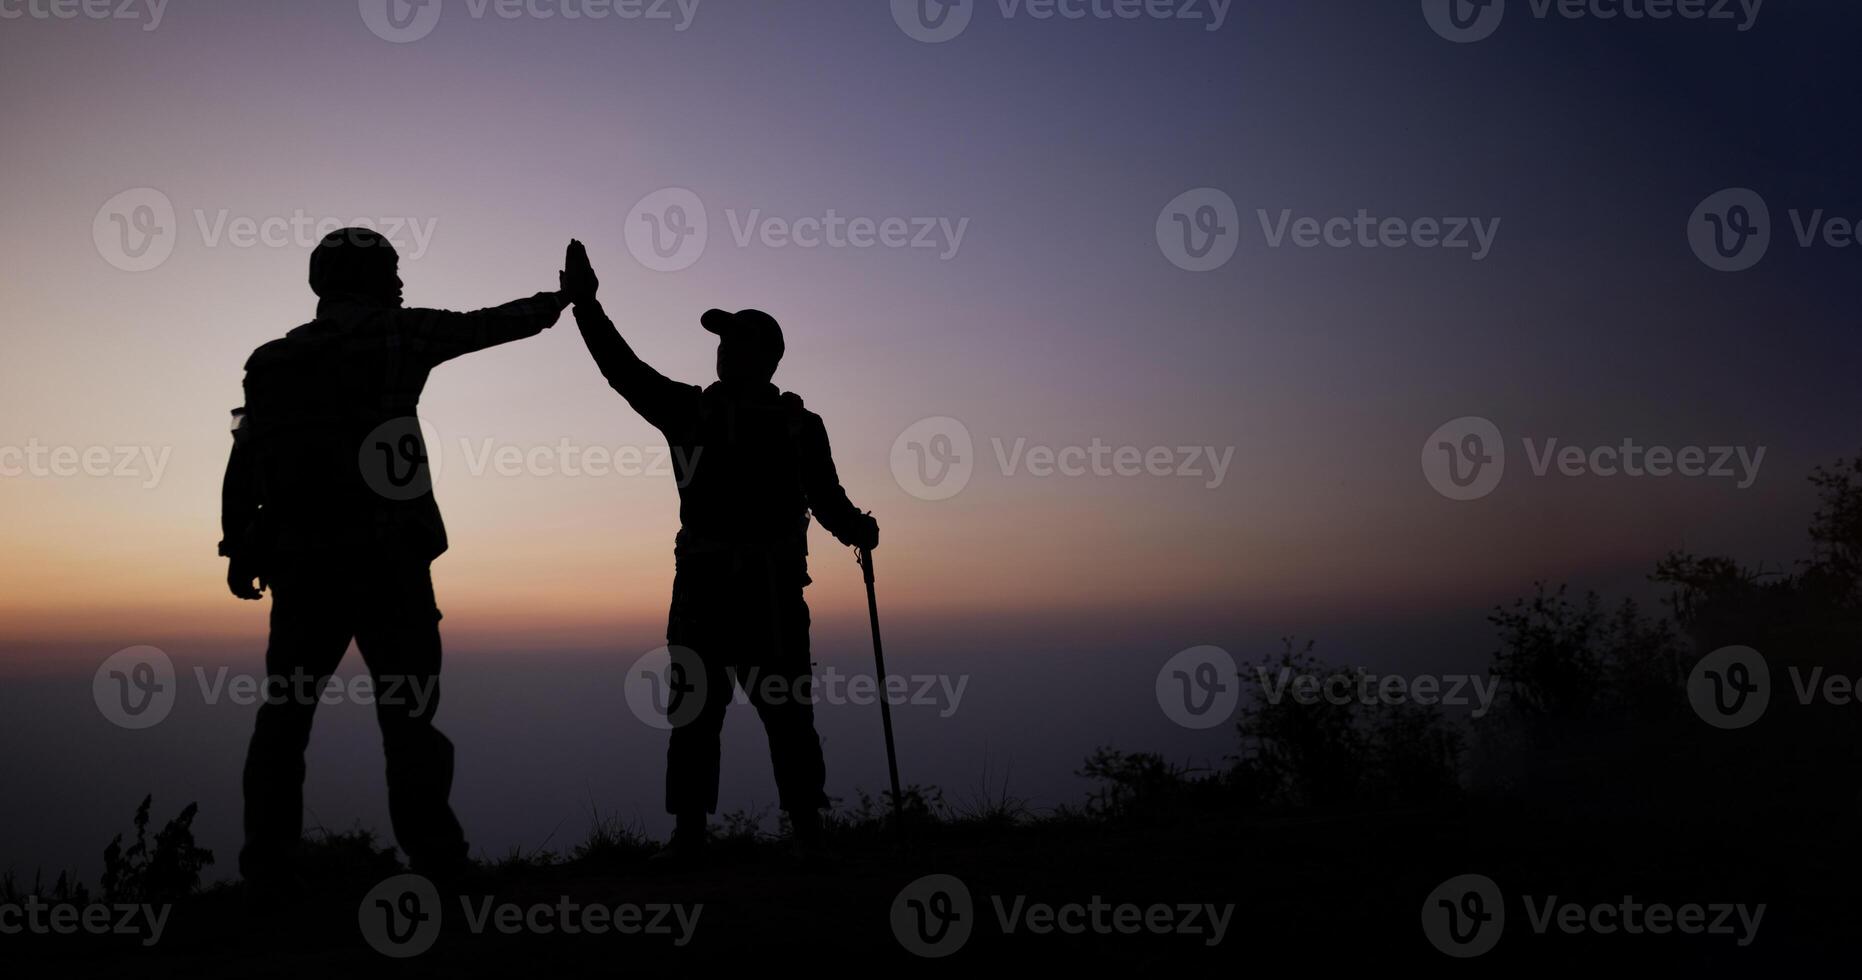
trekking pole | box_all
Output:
[858,545,906,841]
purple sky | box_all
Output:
[1,0,1858,877]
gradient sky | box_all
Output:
[2,0,1859,876]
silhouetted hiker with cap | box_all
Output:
[560,240,879,864]
[220,227,569,895]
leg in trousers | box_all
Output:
[240,567,352,882]
[354,561,468,875]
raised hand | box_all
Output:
[562,239,600,306]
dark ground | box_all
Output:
[9,789,1850,975]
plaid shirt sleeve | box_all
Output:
[391,291,568,369]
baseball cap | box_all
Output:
[700,308,785,363]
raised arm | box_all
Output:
[395,290,569,367]
[563,240,700,432]
[573,299,701,433]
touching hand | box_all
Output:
[563,238,600,306]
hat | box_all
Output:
[308,227,397,297]
[700,308,785,363]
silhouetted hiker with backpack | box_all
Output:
[560,240,879,864]
[220,228,568,895]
